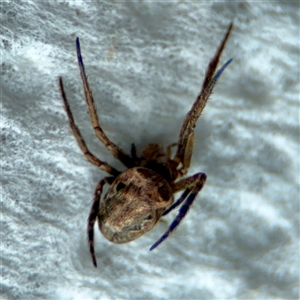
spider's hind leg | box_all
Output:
[150,172,207,251]
[87,177,113,267]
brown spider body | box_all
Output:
[59,23,234,267]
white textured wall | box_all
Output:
[1,2,299,299]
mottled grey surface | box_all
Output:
[1,1,299,299]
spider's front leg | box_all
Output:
[149,172,207,251]
[59,78,120,177]
[87,176,114,267]
[174,22,233,174]
[76,38,134,169]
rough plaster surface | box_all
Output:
[1,1,299,299]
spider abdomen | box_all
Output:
[98,167,174,243]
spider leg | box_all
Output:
[76,38,134,169]
[87,177,113,267]
[163,173,206,216]
[131,143,138,161]
[162,188,190,216]
[59,78,120,177]
[174,22,233,174]
[150,172,207,251]
[167,142,177,159]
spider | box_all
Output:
[59,22,233,267]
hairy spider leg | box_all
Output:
[150,172,207,251]
[76,38,134,169]
[162,170,210,216]
[212,58,233,84]
[174,22,233,174]
[87,177,114,267]
[59,78,120,176]
[162,189,191,217]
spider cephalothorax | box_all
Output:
[59,22,233,267]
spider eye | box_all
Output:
[116,182,126,192]
[145,214,153,220]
